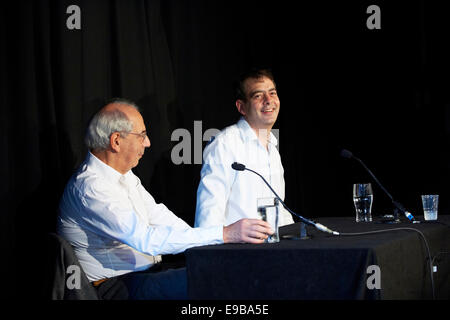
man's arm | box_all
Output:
[65,180,272,259]
[137,174,273,244]
[138,180,192,230]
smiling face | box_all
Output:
[236,76,280,132]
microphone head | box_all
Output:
[340,149,354,159]
[231,162,246,171]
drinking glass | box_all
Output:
[353,183,373,222]
[257,197,280,243]
[421,195,439,221]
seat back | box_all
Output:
[44,233,99,300]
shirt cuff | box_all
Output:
[202,225,224,245]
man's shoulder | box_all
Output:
[66,164,107,197]
[207,122,243,146]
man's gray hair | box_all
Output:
[84,98,140,151]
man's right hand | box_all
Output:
[223,219,273,244]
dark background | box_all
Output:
[1,0,449,297]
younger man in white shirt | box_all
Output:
[195,69,294,228]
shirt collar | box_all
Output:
[237,117,278,147]
[86,151,131,185]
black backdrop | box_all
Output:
[1,0,449,298]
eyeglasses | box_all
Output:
[120,131,148,143]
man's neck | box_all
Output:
[91,149,128,174]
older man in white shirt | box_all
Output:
[195,69,294,228]
[58,98,273,300]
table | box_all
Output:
[185,216,450,299]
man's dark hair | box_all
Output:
[234,68,276,102]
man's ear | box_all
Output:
[110,132,122,152]
[235,100,246,116]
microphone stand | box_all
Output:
[244,168,310,239]
[352,156,400,223]
[342,150,415,223]
[235,164,339,237]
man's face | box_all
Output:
[118,107,151,172]
[236,76,280,131]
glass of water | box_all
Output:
[421,195,439,221]
[353,183,373,222]
[257,197,279,243]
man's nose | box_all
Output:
[144,135,151,148]
[263,92,272,105]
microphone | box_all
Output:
[231,162,339,235]
[231,162,246,171]
[340,149,415,221]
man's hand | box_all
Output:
[223,218,273,244]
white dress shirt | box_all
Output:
[195,117,294,228]
[58,152,223,282]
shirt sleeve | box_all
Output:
[195,137,236,227]
[138,182,192,230]
[75,181,223,256]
